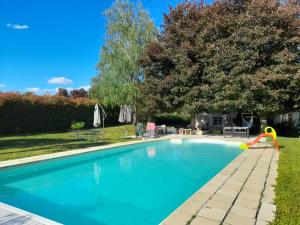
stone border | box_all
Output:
[160,142,278,225]
[0,202,62,225]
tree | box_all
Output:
[90,0,157,107]
[56,88,69,97]
[70,88,88,98]
[140,0,300,118]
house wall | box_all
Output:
[273,112,300,128]
[194,113,237,130]
[292,112,300,128]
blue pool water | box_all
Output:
[0,139,241,225]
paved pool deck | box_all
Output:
[160,142,278,225]
[0,202,61,225]
[0,135,278,225]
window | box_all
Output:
[213,117,223,126]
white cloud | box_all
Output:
[41,89,56,94]
[66,87,73,92]
[26,87,40,93]
[55,87,73,93]
[0,83,5,88]
[6,23,29,30]
[48,77,73,85]
[54,86,90,93]
[78,85,91,90]
[25,88,57,95]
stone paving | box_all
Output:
[0,202,61,225]
[160,143,278,225]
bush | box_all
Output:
[273,124,300,137]
[153,113,191,127]
[0,92,119,134]
[71,121,85,130]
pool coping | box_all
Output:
[0,202,62,225]
[159,142,278,225]
[0,135,275,225]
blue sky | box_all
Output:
[0,0,184,94]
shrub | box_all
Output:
[211,130,222,135]
[0,92,119,134]
[71,121,85,130]
[273,124,300,137]
[153,113,191,127]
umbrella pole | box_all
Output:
[102,109,105,142]
[125,124,128,137]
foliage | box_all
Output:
[273,124,300,137]
[0,92,119,134]
[70,88,88,98]
[57,88,69,97]
[273,137,300,225]
[153,113,191,127]
[90,0,157,106]
[71,121,85,130]
[0,125,136,161]
[140,0,300,117]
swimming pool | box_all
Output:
[0,139,241,225]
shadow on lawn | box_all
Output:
[0,138,111,153]
[0,138,73,150]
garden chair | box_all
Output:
[136,123,144,137]
[144,122,158,138]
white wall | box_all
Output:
[273,112,300,128]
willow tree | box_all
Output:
[90,0,157,109]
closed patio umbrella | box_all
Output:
[93,104,101,128]
[119,105,132,137]
[118,105,126,123]
[118,105,132,123]
[125,105,132,123]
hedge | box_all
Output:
[153,113,191,127]
[0,93,119,134]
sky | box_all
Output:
[0,0,184,94]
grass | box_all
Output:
[272,137,300,225]
[0,125,136,161]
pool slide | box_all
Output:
[240,126,280,151]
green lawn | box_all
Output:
[272,137,300,225]
[0,125,136,161]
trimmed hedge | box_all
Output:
[0,93,119,134]
[153,113,191,127]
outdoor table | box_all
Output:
[181,129,193,135]
[233,127,249,137]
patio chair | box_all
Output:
[166,127,177,134]
[144,122,158,138]
[223,127,233,137]
[147,129,158,138]
[136,123,144,137]
[156,124,166,135]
